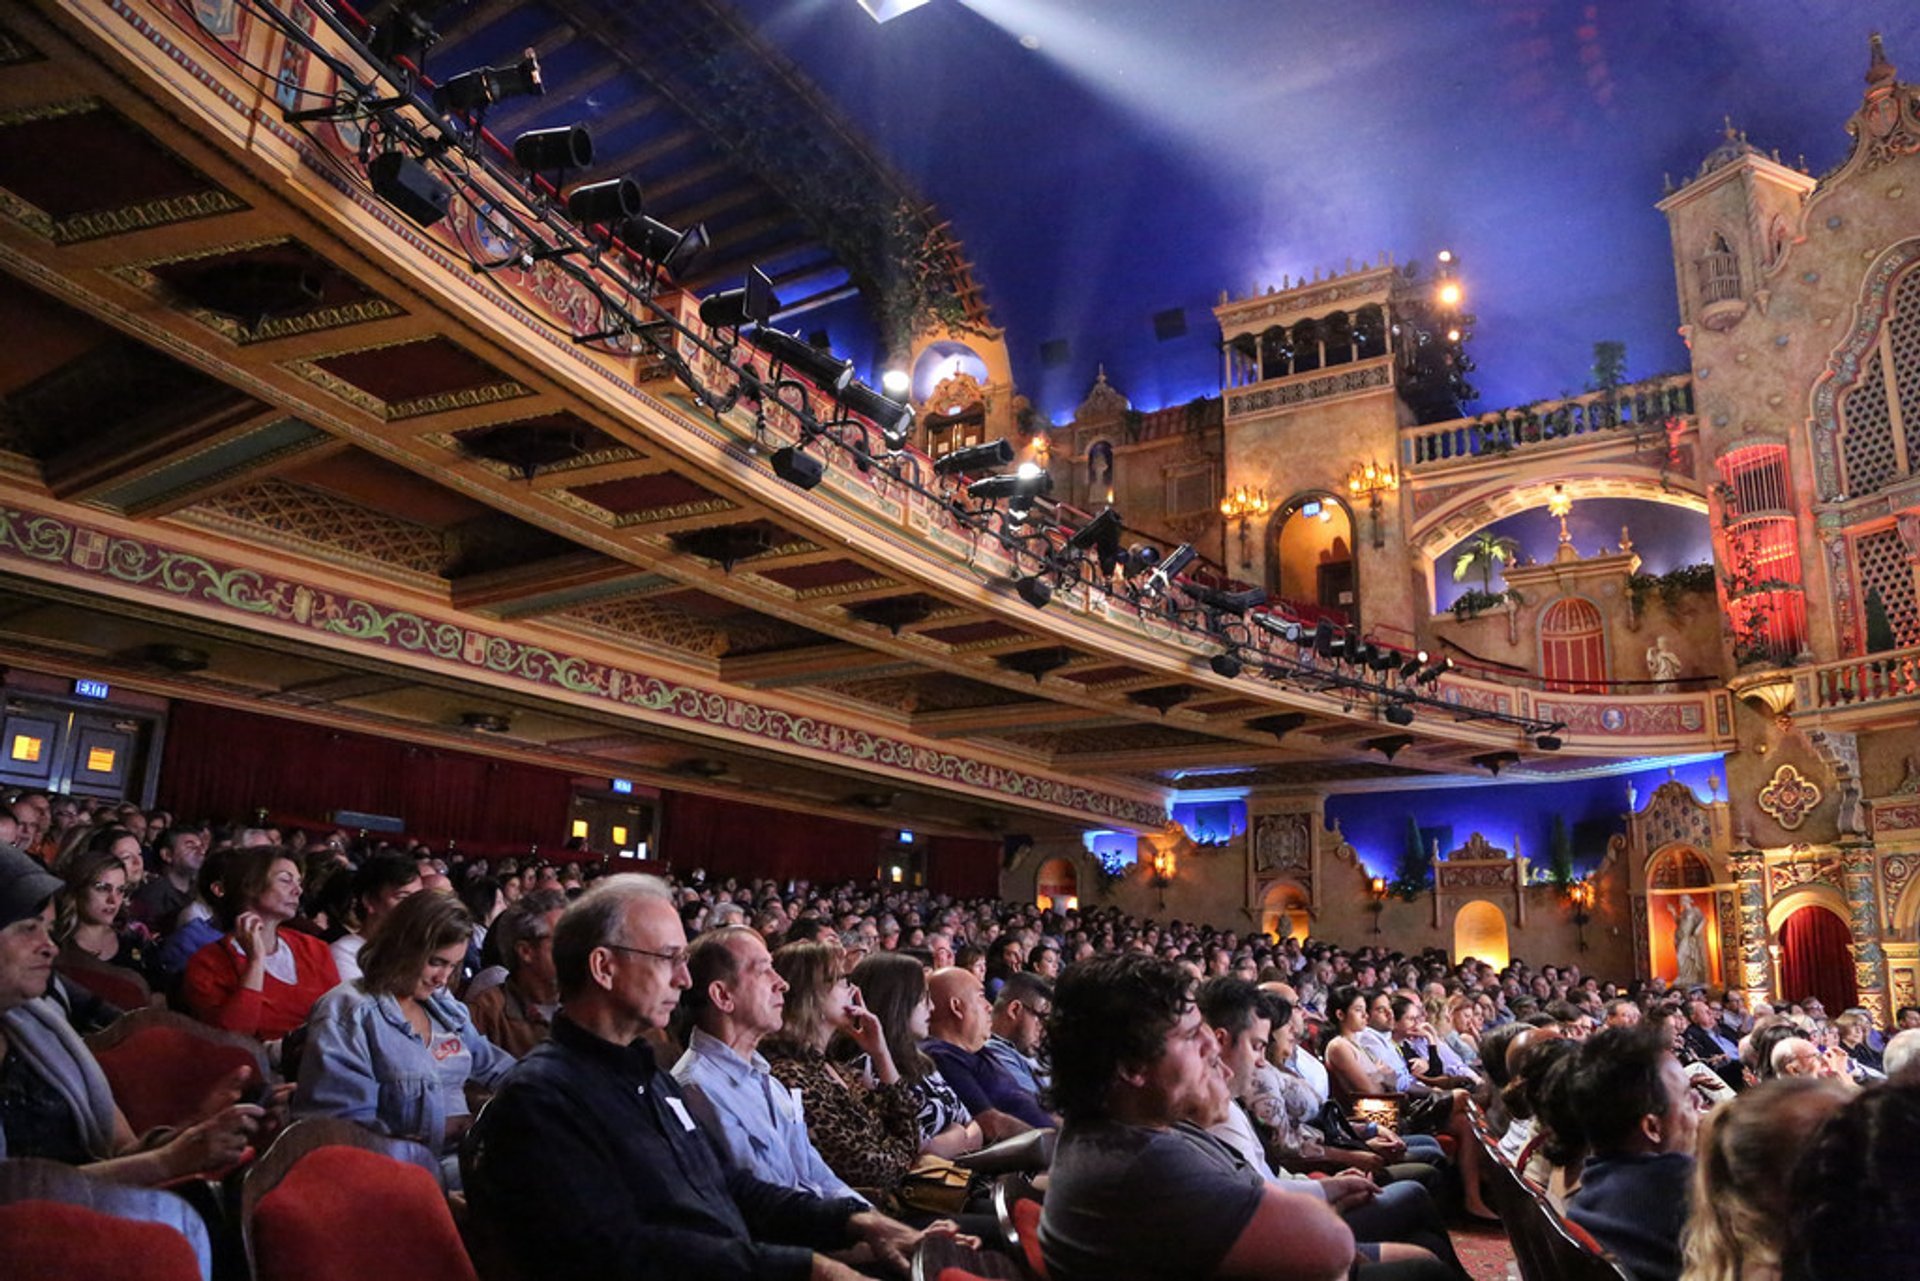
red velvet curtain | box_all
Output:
[658,791,884,884]
[924,835,1002,898]
[158,702,574,857]
[1777,905,1858,1013]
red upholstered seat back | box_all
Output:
[938,1270,1001,1281]
[93,1024,260,1135]
[1011,1196,1049,1279]
[0,1200,202,1281]
[57,958,151,1012]
[253,1145,476,1281]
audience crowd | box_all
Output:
[2,785,1919,1279]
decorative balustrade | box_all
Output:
[1796,647,1920,711]
[1402,374,1694,470]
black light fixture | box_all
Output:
[1067,507,1124,574]
[1312,619,1338,658]
[836,381,914,449]
[1142,542,1198,595]
[1352,640,1379,668]
[967,466,1052,503]
[1367,647,1401,674]
[1124,544,1161,578]
[565,177,642,227]
[1399,649,1427,680]
[1384,702,1415,726]
[931,439,1014,476]
[699,265,779,331]
[1208,653,1243,679]
[370,3,439,65]
[512,124,593,175]
[1014,575,1053,609]
[1534,733,1564,752]
[746,327,854,393]
[1253,614,1304,644]
[1415,656,1454,686]
[1190,584,1267,616]
[770,445,824,490]
[435,48,543,115]
[621,215,709,274]
[368,150,452,228]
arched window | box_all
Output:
[1290,318,1323,375]
[1322,311,1354,368]
[1539,596,1607,693]
[1697,232,1741,307]
[1258,326,1291,381]
[1453,900,1510,969]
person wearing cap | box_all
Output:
[0,845,266,1180]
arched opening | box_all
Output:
[1257,326,1292,381]
[1270,494,1355,626]
[1539,596,1609,693]
[1290,318,1323,375]
[1035,857,1079,912]
[1777,903,1858,1014]
[1352,306,1386,361]
[1645,846,1719,988]
[1453,900,1510,969]
[1322,311,1354,368]
[1259,880,1311,943]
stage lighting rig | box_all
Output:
[513,125,592,177]
[435,49,543,116]
[836,381,914,451]
[747,327,855,394]
[621,215,710,276]
[1066,508,1124,575]
[1142,543,1198,596]
[699,266,779,333]
[565,177,642,228]
[966,462,1052,504]
[1187,584,1267,616]
[931,439,1014,477]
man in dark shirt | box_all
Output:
[467,874,954,1280]
[924,966,1055,1134]
[1564,1025,1699,1281]
[128,826,201,932]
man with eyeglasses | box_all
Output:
[468,874,962,1280]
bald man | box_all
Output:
[923,967,1056,1137]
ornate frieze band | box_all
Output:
[0,503,1167,828]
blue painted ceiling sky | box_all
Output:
[723,1,1920,422]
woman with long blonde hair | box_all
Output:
[1681,1076,1849,1281]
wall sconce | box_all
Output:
[1368,875,1388,934]
[1218,486,1270,569]
[1150,847,1178,909]
[1346,460,1398,550]
[1566,877,1595,951]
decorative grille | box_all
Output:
[1892,267,1920,469]
[1841,350,1898,496]
[1539,597,1607,693]
[1166,464,1215,517]
[1856,527,1920,646]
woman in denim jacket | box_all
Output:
[295,890,514,1186]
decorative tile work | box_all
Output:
[0,504,1164,825]
[1758,763,1823,830]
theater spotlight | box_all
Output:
[769,445,824,490]
[1384,702,1416,727]
[699,266,779,332]
[1352,640,1379,668]
[966,463,1052,503]
[1367,647,1401,674]
[1209,653,1244,679]
[1254,615,1304,644]
[621,215,709,275]
[1416,656,1454,686]
[512,124,592,175]
[1190,584,1267,616]
[836,381,914,449]
[931,439,1014,477]
[747,327,854,393]
[368,150,452,228]
[1067,508,1124,573]
[1534,733,1564,752]
[1399,650,1427,680]
[1145,543,1197,592]
[1312,619,1338,658]
[565,177,642,227]
[1014,575,1053,609]
[436,48,543,115]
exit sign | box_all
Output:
[73,679,110,700]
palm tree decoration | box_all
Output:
[1453,531,1521,593]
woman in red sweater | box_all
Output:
[183,848,337,1043]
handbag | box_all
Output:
[892,1153,972,1216]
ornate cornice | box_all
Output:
[0,501,1166,827]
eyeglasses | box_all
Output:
[604,943,690,969]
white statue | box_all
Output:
[1668,896,1707,989]
[1646,635,1682,692]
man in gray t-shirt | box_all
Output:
[1039,953,1353,1281]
